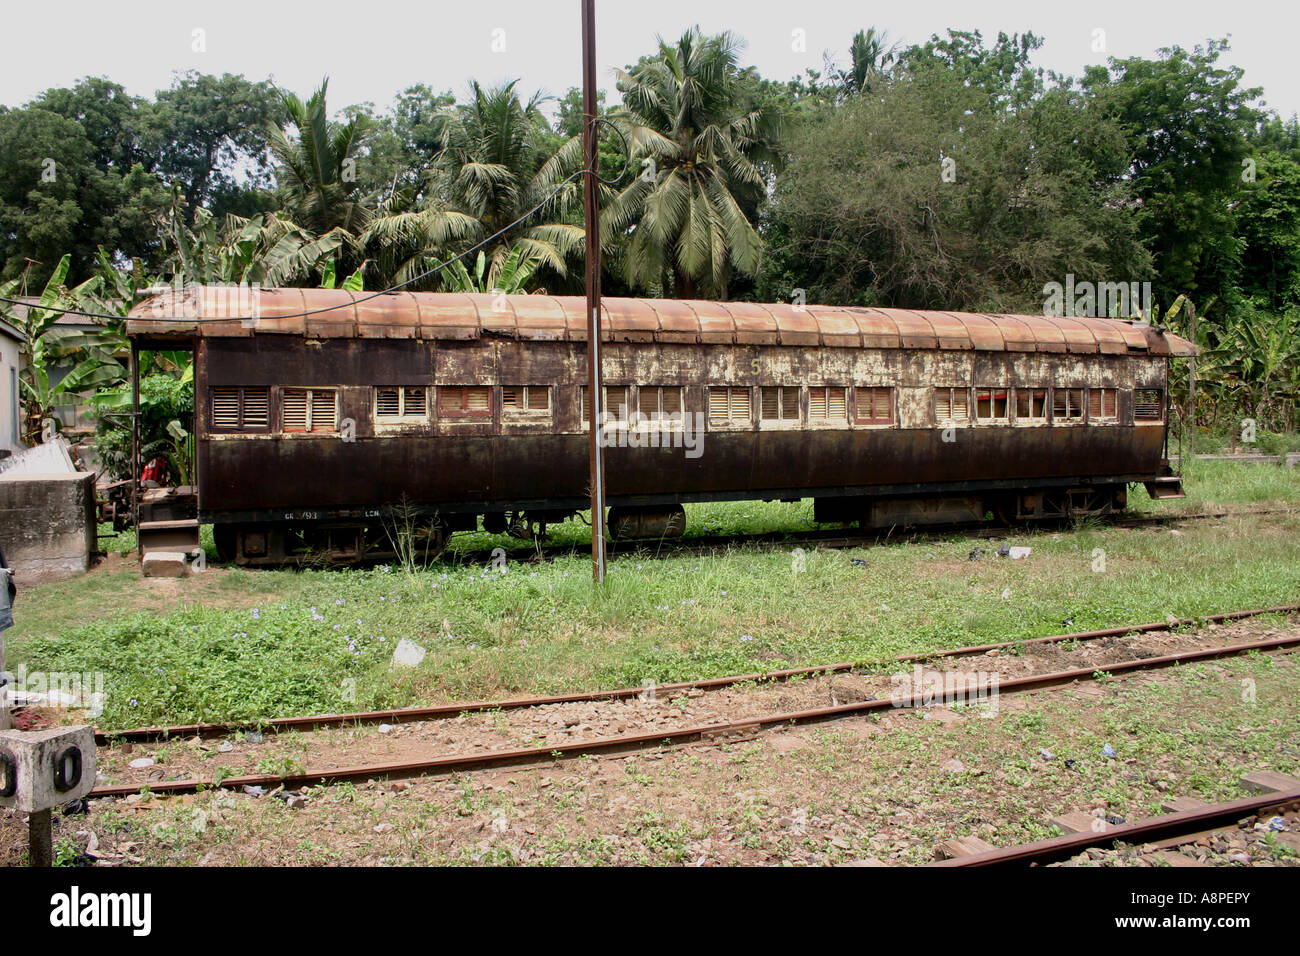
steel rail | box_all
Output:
[932,788,1300,867]
[95,604,1300,744]
[87,631,1300,799]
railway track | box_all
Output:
[445,506,1295,566]
[933,783,1300,867]
[86,606,1300,800]
[97,603,1300,744]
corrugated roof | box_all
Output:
[126,288,1196,356]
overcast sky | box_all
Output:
[2,1,1296,119]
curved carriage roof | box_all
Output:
[126,288,1196,356]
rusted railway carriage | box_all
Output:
[125,288,1194,566]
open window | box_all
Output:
[375,386,428,423]
[437,386,492,419]
[281,387,337,434]
[935,387,970,425]
[1089,387,1118,423]
[1052,387,1085,423]
[1014,388,1047,423]
[1134,388,1164,423]
[809,387,849,425]
[501,386,551,418]
[759,386,801,425]
[975,388,1009,423]
[211,386,270,433]
[708,387,752,427]
[853,387,893,425]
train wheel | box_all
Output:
[214,524,236,563]
[994,498,1015,526]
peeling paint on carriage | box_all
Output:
[126,290,1192,563]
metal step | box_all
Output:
[1143,476,1186,500]
[138,518,201,553]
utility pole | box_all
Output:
[1186,301,1197,459]
[581,0,607,583]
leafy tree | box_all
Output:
[1234,120,1300,310]
[760,30,1149,311]
[604,27,783,298]
[1083,40,1265,305]
[150,72,280,220]
[0,79,170,283]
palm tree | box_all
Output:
[604,27,782,299]
[267,79,374,273]
[362,81,583,290]
[835,28,898,97]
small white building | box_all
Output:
[0,315,24,458]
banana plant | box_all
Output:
[442,245,542,294]
[0,254,135,442]
[319,258,365,290]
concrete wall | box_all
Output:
[0,472,96,579]
[0,326,22,458]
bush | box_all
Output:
[95,372,193,480]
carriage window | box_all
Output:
[637,386,684,423]
[934,388,969,424]
[502,386,551,415]
[438,386,492,418]
[1134,388,1164,423]
[581,385,631,422]
[281,388,337,434]
[975,388,1009,423]
[1015,388,1047,422]
[854,387,893,425]
[1053,388,1085,422]
[759,386,800,423]
[708,387,752,426]
[375,386,428,422]
[1089,388,1118,423]
[211,387,269,432]
[809,387,849,423]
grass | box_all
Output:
[6,461,1299,730]
[59,653,1297,867]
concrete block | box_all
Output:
[1148,851,1208,867]
[0,472,96,579]
[0,726,97,812]
[936,836,997,859]
[1161,796,1210,813]
[141,550,190,578]
[1241,770,1300,794]
[1051,811,1104,834]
